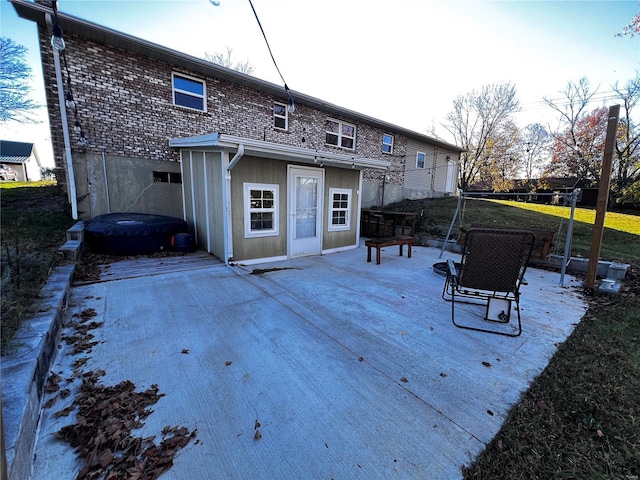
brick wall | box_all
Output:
[37,25,406,193]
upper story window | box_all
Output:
[328,188,351,231]
[172,73,206,111]
[382,134,394,154]
[274,102,288,130]
[416,151,426,169]
[244,183,279,238]
[325,119,355,150]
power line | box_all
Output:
[246,0,294,112]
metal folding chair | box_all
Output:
[442,228,535,337]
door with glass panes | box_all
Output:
[288,166,324,257]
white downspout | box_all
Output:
[46,13,78,220]
[224,144,244,264]
[227,144,245,171]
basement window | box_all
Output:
[244,183,279,238]
[172,73,206,111]
[153,171,182,184]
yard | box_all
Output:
[1,184,639,478]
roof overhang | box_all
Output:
[169,133,390,170]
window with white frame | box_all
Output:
[244,183,279,238]
[416,151,426,169]
[172,73,206,111]
[274,102,288,130]
[325,119,356,150]
[328,188,351,231]
[382,134,394,154]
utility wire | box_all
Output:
[247,0,294,107]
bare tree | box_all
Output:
[612,74,640,186]
[521,123,549,181]
[543,77,600,181]
[545,74,640,206]
[443,82,520,190]
[204,47,255,75]
[0,37,40,123]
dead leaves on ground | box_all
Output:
[55,374,195,480]
[43,305,197,480]
[254,419,262,441]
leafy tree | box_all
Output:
[0,37,40,123]
[204,47,255,75]
[544,75,640,206]
[443,82,520,190]
[543,78,600,181]
[546,106,608,181]
[617,10,640,37]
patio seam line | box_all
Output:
[233,266,487,447]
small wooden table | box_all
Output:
[365,236,414,265]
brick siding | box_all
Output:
[37,25,406,192]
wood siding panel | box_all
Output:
[323,167,360,250]
[231,156,288,261]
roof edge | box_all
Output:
[10,0,463,153]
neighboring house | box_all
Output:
[0,140,43,181]
[11,0,463,264]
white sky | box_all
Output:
[1,0,639,167]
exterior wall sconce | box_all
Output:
[51,21,65,50]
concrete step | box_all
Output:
[66,221,85,242]
[58,239,82,260]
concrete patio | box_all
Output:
[28,243,586,479]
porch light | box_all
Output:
[74,119,81,134]
[287,93,295,113]
[51,22,65,51]
[65,92,75,109]
[78,131,87,147]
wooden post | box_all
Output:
[585,105,620,289]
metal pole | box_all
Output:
[560,188,580,286]
[440,189,462,258]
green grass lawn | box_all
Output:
[405,197,640,263]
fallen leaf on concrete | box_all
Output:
[400,377,408,383]
[482,361,492,368]
[54,406,75,418]
[181,349,190,354]
[254,429,262,440]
